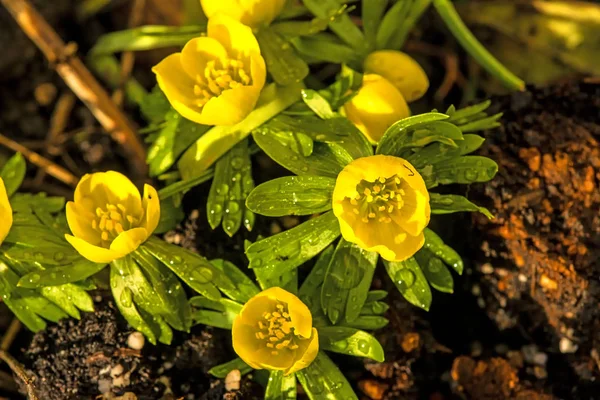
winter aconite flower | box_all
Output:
[201,0,286,28]
[332,155,430,262]
[152,15,266,126]
[0,178,12,246]
[364,50,429,103]
[65,171,160,264]
[343,74,410,144]
[232,287,319,375]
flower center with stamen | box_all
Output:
[194,58,252,108]
[254,302,300,355]
[91,204,140,247]
[347,175,406,223]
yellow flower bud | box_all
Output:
[152,15,266,126]
[232,287,319,375]
[65,171,160,264]
[364,50,429,103]
[343,74,410,144]
[332,155,430,262]
[201,0,287,28]
[0,178,13,246]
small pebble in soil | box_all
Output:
[559,337,578,354]
[224,369,241,391]
[127,331,145,350]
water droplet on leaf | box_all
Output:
[394,269,416,290]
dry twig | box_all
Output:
[0,350,39,400]
[0,0,147,176]
[0,319,21,351]
[0,132,79,187]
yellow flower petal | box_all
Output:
[110,227,149,256]
[208,14,261,59]
[364,50,429,102]
[201,0,286,28]
[0,178,13,246]
[200,85,262,125]
[65,234,123,264]
[66,202,102,246]
[141,184,160,235]
[180,36,228,79]
[231,319,264,369]
[343,74,410,143]
[332,155,430,261]
[285,328,319,375]
[255,348,295,371]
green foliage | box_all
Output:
[0,153,26,196]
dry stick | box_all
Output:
[0,350,39,400]
[0,0,147,177]
[112,0,146,107]
[0,319,21,351]
[32,92,76,185]
[0,133,79,187]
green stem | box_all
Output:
[433,0,525,91]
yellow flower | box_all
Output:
[363,50,429,103]
[65,171,160,264]
[0,178,13,246]
[201,0,286,28]
[332,155,430,262]
[232,287,319,375]
[152,14,266,126]
[343,74,410,144]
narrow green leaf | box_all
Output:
[210,259,259,303]
[301,89,336,119]
[365,290,388,303]
[296,352,357,400]
[18,259,107,288]
[158,168,214,200]
[272,18,329,37]
[247,176,335,217]
[363,0,388,48]
[140,85,171,123]
[424,156,498,188]
[209,358,253,378]
[256,27,309,86]
[430,193,493,219]
[89,25,205,55]
[246,211,340,281]
[414,249,454,293]
[376,0,412,49]
[109,260,158,344]
[10,192,65,213]
[291,34,357,64]
[423,228,463,274]
[387,0,432,50]
[321,239,378,324]
[191,309,236,330]
[142,237,234,300]
[154,197,185,234]
[376,113,449,156]
[302,0,366,52]
[360,301,389,315]
[0,152,26,196]
[384,258,432,311]
[338,315,389,330]
[207,139,254,236]
[41,284,94,319]
[265,370,297,400]
[406,134,485,170]
[319,326,385,362]
[299,245,334,309]
[458,114,502,132]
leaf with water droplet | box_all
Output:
[321,239,378,324]
[299,245,335,310]
[247,175,335,217]
[18,259,107,288]
[359,300,389,316]
[319,326,384,362]
[264,370,297,400]
[415,249,454,294]
[430,193,493,219]
[210,259,259,303]
[255,26,309,86]
[377,112,450,156]
[0,152,26,196]
[296,352,358,400]
[423,228,464,274]
[384,258,432,311]
[425,155,498,188]
[341,315,389,330]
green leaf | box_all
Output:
[209,358,253,378]
[109,260,158,344]
[321,239,378,324]
[191,309,237,330]
[147,110,210,177]
[265,370,297,400]
[360,301,389,315]
[384,258,432,311]
[365,290,388,303]
[301,90,336,119]
[291,34,357,64]
[414,249,454,293]
[0,152,26,196]
[132,248,192,331]
[246,211,340,281]
[142,237,234,300]
[298,245,334,310]
[158,168,214,200]
[207,139,254,236]
[423,228,463,274]
[424,156,498,188]
[430,193,493,219]
[445,100,502,132]
[319,326,385,362]
[178,82,303,181]
[18,259,107,288]
[140,85,171,123]
[247,176,335,217]
[302,0,366,53]
[272,18,329,37]
[210,259,259,303]
[256,27,309,86]
[340,315,389,330]
[406,134,485,170]
[376,113,449,156]
[363,0,388,48]
[89,25,205,55]
[253,131,352,178]
[296,352,357,400]
[154,197,185,234]
[41,284,94,319]
[376,0,413,49]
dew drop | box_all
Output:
[53,252,65,262]
[226,201,240,213]
[290,155,299,161]
[49,272,57,281]
[372,302,385,314]
[231,156,244,170]
[34,252,44,261]
[28,273,41,284]
[110,278,118,288]
[428,258,444,273]
[357,339,370,354]
[464,169,478,182]
[172,255,183,263]
[329,309,340,323]
[331,339,348,352]
[250,258,263,268]
[120,287,133,307]
[212,204,223,214]
[191,266,214,283]
[394,269,416,290]
[216,184,229,195]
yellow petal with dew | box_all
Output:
[0,178,12,246]
[65,234,122,264]
[285,328,319,375]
